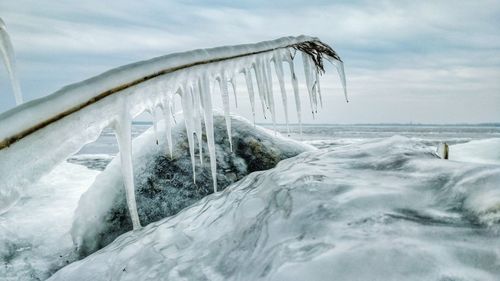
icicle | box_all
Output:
[252,62,267,118]
[114,106,141,230]
[147,106,160,145]
[333,60,349,103]
[192,80,204,165]
[0,18,23,105]
[162,96,174,158]
[243,68,256,125]
[199,75,218,192]
[263,57,277,132]
[315,70,323,108]
[180,85,197,183]
[259,58,271,109]
[218,71,233,151]
[286,50,302,136]
[302,53,316,117]
[273,52,290,134]
[229,77,238,108]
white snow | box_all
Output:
[48,136,500,281]
[0,17,23,105]
[0,162,98,281]
[449,138,500,165]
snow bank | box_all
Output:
[0,162,98,281]
[449,138,500,165]
[50,137,500,281]
[71,114,313,257]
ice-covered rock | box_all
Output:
[51,136,500,281]
[71,114,313,257]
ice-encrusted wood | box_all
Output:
[0,35,346,228]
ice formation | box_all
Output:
[0,35,346,227]
[0,17,23,105]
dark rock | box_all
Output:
[72,115,312,258]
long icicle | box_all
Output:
[315,69,323,108]
[114,105,141,230]
[149,106,160,145]
[200,74,218,192]
[162,91,174,157]
[333,60,349,103]
[192,79,204,164]
[243,68,256,125]
[230,77,238,108]
[302,53,316,118]
[286,50,303,136]
[180,85,197,183]
[273,52,290,134]
[218,71,233,151]
[263,56,277,132]
[252,62,268,118]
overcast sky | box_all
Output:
[0,0,499,124]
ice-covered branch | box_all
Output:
[0,35,346,227]
[0,17,23,105]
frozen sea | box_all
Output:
[2,123,500,280]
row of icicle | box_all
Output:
[111,46,346,229]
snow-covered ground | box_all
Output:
[0,163,98,280]
[1,123,499,281]
[48,136,500,281]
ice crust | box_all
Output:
[49,136,500,281]
[0,36,345,221]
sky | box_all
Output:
[0,0,499,124]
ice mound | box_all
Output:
[51,136,500,281]
[71,114,313,257]
[449,138,500,165]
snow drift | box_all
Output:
[49,137,500,281]
[72,114,313,257]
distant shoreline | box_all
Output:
[131,121,500,127]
